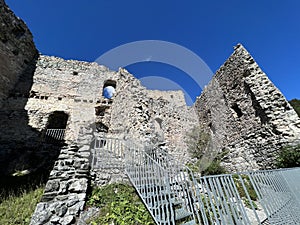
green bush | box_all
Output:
[87,183,155,225]
[202,160,227,176]
[289,99,300,117]
[185,125,210,159]
[276,144,300,168]
[186,126,228,175]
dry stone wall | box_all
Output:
[195,44,300,171]
[30,144,90,225]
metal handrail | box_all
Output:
[90,137,300,225]
[43,128,65,143]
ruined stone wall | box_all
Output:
[0,0,37,105]
[195,44,300,171]
[23,55,118,142]
[106,69,197,163]
[27,57,197,224]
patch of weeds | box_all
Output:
[0,185,44,225]
[187,150,229,176]
[87,183,155,225]
[232,174,258,210]
[202,160,228,176]
[242,197,258,210]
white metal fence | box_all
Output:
[43,128,65,144]
[90,137,300,225]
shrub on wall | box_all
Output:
[186,126,228,175]
[276,144,300,168]
[289,99,300,117]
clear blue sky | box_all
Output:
[6,0,300,103]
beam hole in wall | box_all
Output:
[29,91,37,98]
[209,122,216,134]
[231,103,243,118]
[95,106,108,117]
[96,122,109,133]
[58,97,62,101]
[12,49,19,56]
[102,80,116,99]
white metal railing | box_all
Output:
[90,137,300,225]
[43,129,65,143]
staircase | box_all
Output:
[125,143,196,225]
[91,137,300,225]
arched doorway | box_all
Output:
[44,111,69,144]
[47,111,69,129]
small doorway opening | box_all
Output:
[44,111,68,143]
[47,111,68,129]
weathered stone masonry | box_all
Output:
[195,44,300,171]
[1,1,300,224]
[0,0,37,105]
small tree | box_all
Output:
[185,125,210,159]
[186,125,227,175]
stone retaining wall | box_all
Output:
[30,144,91,225]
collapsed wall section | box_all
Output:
[108,69,198,164]
[195,44,300,171]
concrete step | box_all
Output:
[175,208,193,221]
[181,219,196,225]
[149,198,183,209]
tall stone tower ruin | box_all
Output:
[195,44,300,171]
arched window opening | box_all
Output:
[94,139,107,148]
[102,80,116,99]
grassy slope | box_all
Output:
[87,183,155,225]
[0,186,44,225]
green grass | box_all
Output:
[87,183,155,225]
[0,186,44,225]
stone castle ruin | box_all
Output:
[1,0,300,224]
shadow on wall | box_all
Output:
[0,58,66,196]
